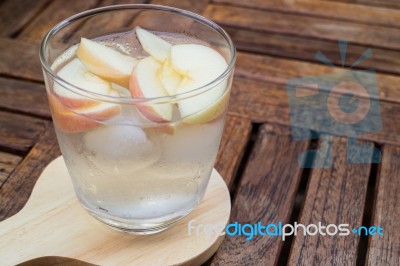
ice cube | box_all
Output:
[84,125,160,174]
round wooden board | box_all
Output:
[0,156,231,266]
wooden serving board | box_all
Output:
[0,156,231,266]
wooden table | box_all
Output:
[1,0,400,265]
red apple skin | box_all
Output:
[129,72,169,123]
[55,94,100,110]
[48,94,120,133]
[48,94,100,133]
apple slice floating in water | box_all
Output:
[129,56,173,122]
[49,92,120,133]
[170,44,228,123]
[134,28,229,124]
[54,58,111,109]
[52,57,121,133]
[136,27,182,95]
[77,38,137,88]
[136,26,172,62]
[158,59,182,96]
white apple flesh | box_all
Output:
[54,58,112,109]
[158,59,182,95]
[136,27,182,95]
[52,57,121,132]
[133,28,230,125]
[77,38,137,87]
[129,56,173,122]
[170,44,228,122]
[136,27,172,62]
[49,91,121,133]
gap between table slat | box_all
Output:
[287,137,373,265]
[366,145,400,265]
[210,123,309,265]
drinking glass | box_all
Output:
[40,4,236,234]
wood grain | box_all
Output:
[213,0,400,28]
[0,38,42,82]
[367,145,400,265]
[326,0,400,10]
[288,137,371,265]
[150,0,210,14]
[0,156,230,266]
[0,77,50,118]
[133,0,210,31]
[215,114,252,189]
[0,112,50,153]
[0,0,49,37]
[97,0,147,6]
[203,4,400,50]
[0,0,399,264]
[228,77,400,146]
[17,0,99,45]
[0,125,60,221]
[235,52,400,105]
[210,124,308,265]
[70,0,148,40]
[0,152,21,188]
[225,27,400,75]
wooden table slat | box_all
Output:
[0,0,49,37]
[213,0,400,28]
[215,114,252,189]
[0,38,43,82]
[236,52,400,105]
[150,0,210,13]
[17,0,99,45]
[324,0,400,10]
[0,152,22,188]
[211,124,308,265]
[288,137,372,265]
[229,77,400,146]
[0,125,60,220]
[0,111,49,153]
[70,0,148,39]
[130,0,210,31]
[204,4,400,51]
[367,145,400,265]
[225,27,400,76]
[0,77,50,118]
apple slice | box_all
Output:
[158,59,182,95]
[49,91,121,133]
[129,56,173,122]
[136,27,172,62]
[111,83,131,97]
[136,27,182,94]
[54,58,111,109]
[77,89,121,121]
[182,88,230,124]
[77,38,137,87]
[170,44,229,123]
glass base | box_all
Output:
[83,206,195,235]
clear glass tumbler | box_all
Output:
[40,4,236,234]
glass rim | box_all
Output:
[39,4,236,104]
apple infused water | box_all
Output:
[47,27,231,233]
